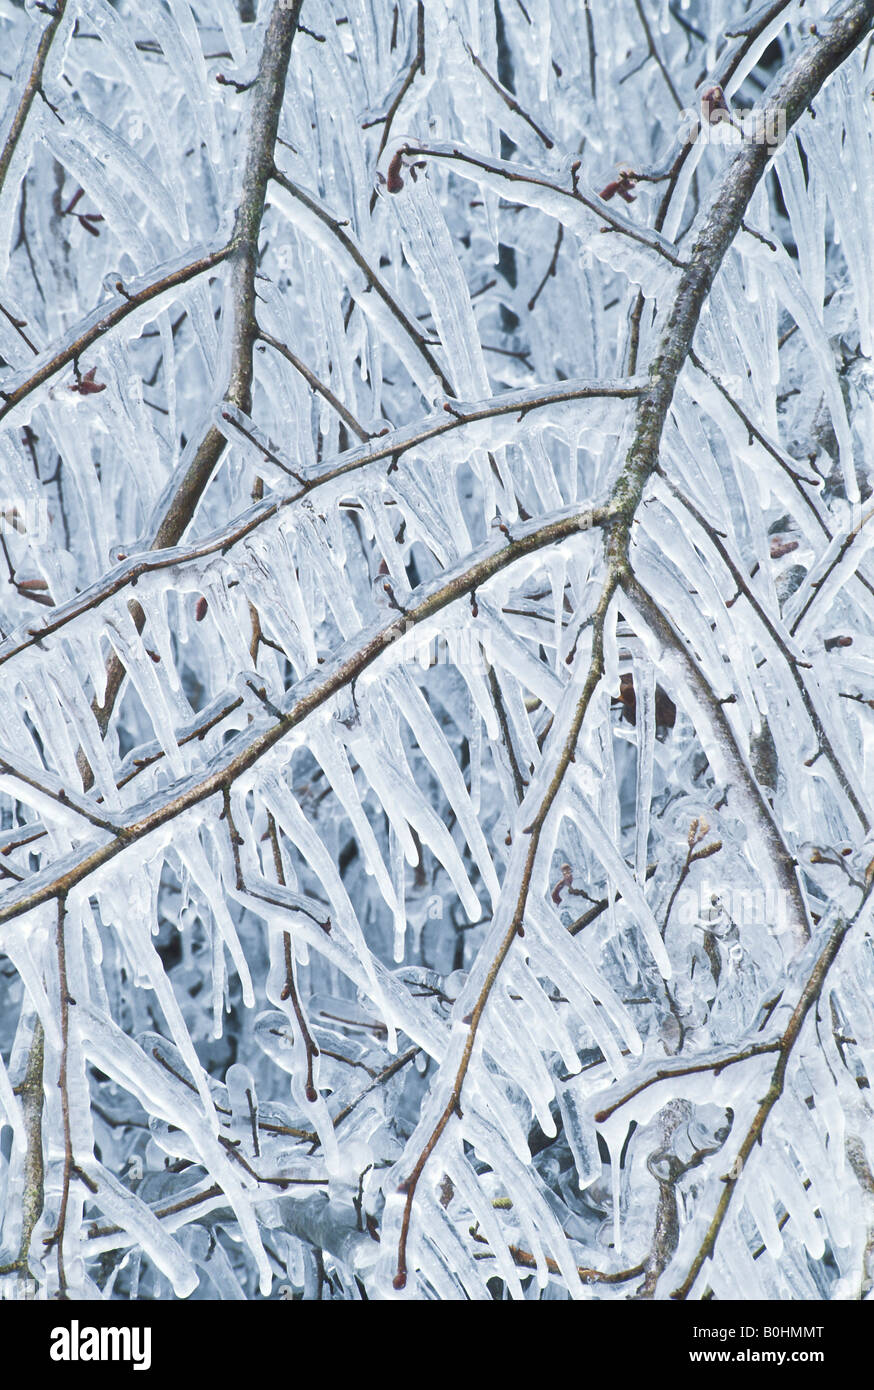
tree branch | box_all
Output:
[0,377,641,675]
[0,1,69,199]
[0,504,609,928]
[76,0,306,779]
[671,897,870,1298]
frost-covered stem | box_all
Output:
[1,379,639,672]
[366,1,425,215]
[659,820,722,938]
[0,0,69,199]
[0,506,610,928]
[257,807,320,1104]
[340,0,424,347]
[0,300,37,354]
[638,1102,685,1298]
[393,573,619,1288]
[281,936,319,1105]
[587,0,874,965]
[687,350,827,494]
[0,529,54,606]
[685,344,874,609]
[92,1168,328,1248]
[0,248,231,423]
[222,786,245,892]
[790,499,874,635]
[487,664,527,803]
[625,0,810,373]
[723,0,795,46]
[527,224,563,313]
[632,0,683,109]
[394,143,688,267]
[671,900,868,1299]
[116,697,245,791]
[0,754,122,835]
[465,43,555,147]
[329,1046,420,1135]
[567,862,657,936]
[342,4,425,343]
[846,1136,874,1298]
[150,0,305,548]
[87,1184,224,1243]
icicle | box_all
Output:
[443,1142,526,1298]
[347,714,482,922]
[309,725,398,914]
[80,1159,199,1297]
[0,1044,24,1151]
[561,779,671,979]
[388,668,500,905]
[75,1003,273,1293]
[633,656,655,887]
[259,773,397,1049]
[390,824,406,963]
[388,169,490,400]
[556,1075,601,1191]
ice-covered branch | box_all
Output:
[0,503,609,928]
[611,0,874,542]
[270,166,454,395]
[3,0,874,1305]
[0,247,231,424]
[671,894,873,1298]
[392,570,621,1288]
[0,375,641,673]
[0,0,70,199]
[77,0,305,773]
[381,141,689,269]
